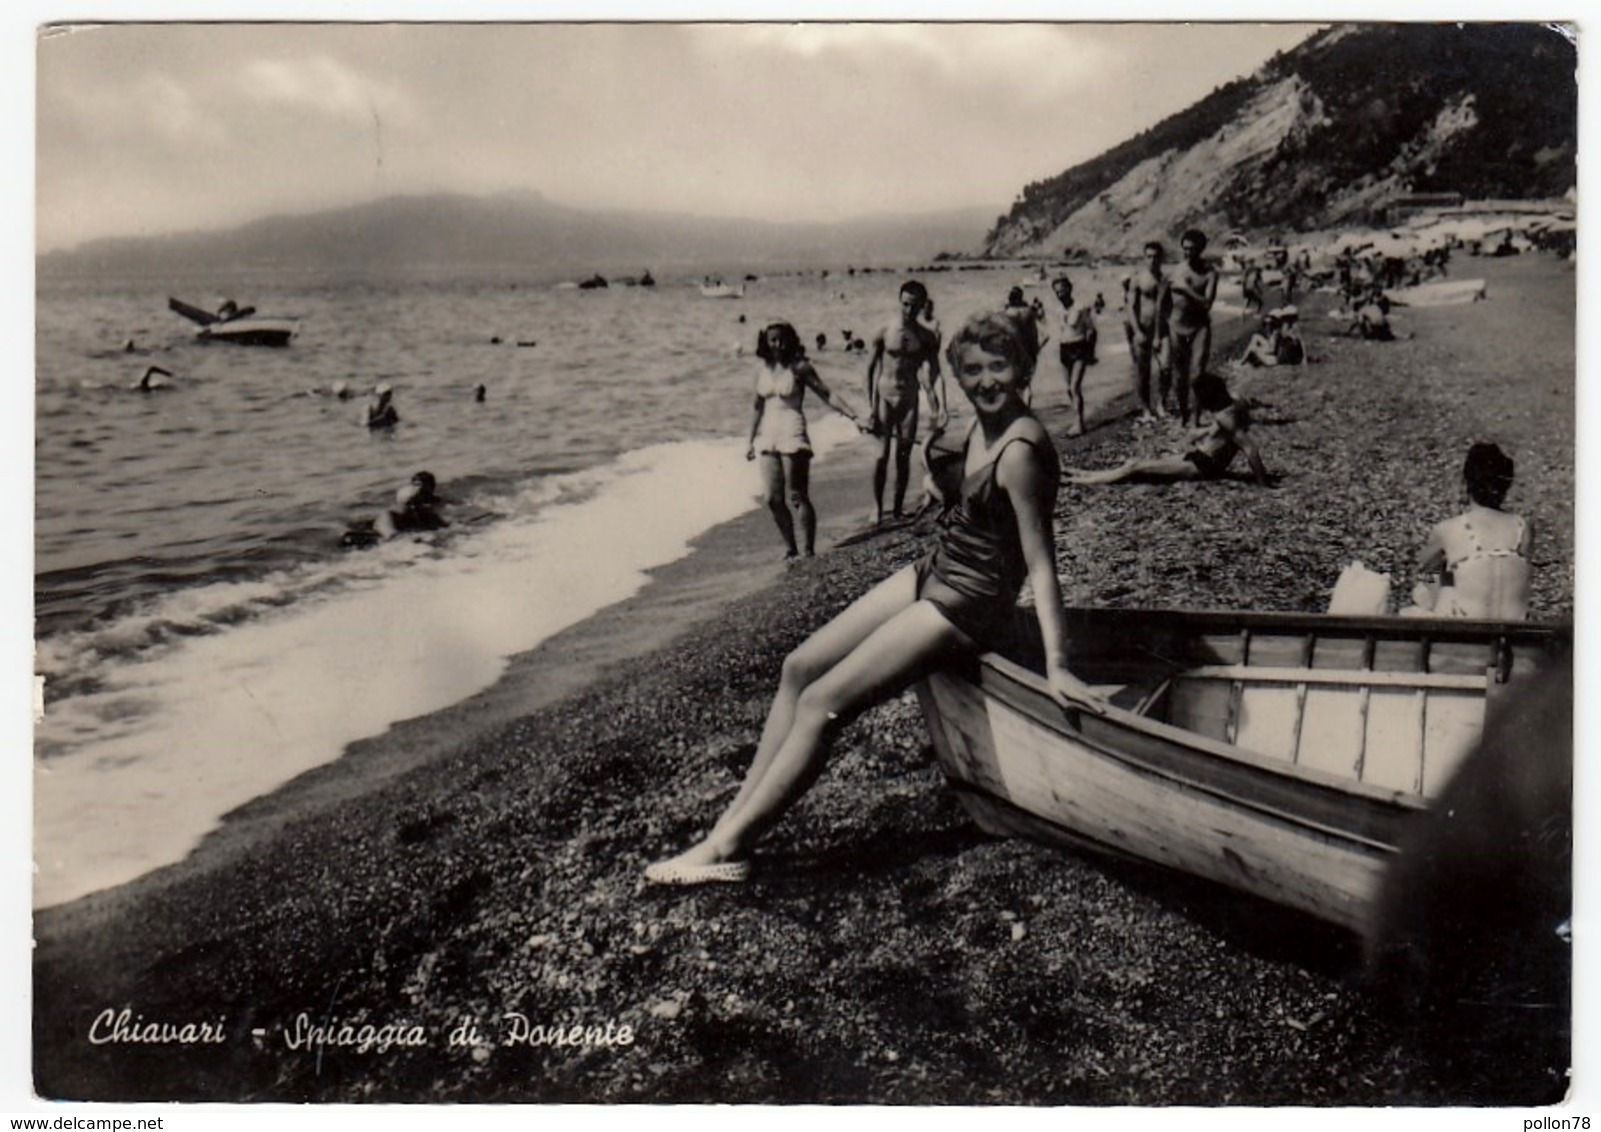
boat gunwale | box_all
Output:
[924,608,1567,839]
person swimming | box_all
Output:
[132,366,173,392]
[364,383,399,428]
[341,471,450,548]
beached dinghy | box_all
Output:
[168,297,297,347]
[1384,278,1487,307]
[915,608,1566,935]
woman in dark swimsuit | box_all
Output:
[644,312,1107,885]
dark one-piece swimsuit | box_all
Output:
[915,431,1058,645]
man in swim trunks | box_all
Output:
[1124,241,1170,422]
[1062,372,1269,486]
[1161,228,1219,427]
[1049,274,1098,437]
[866,280,946,522]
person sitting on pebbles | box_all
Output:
[1236,307,1305,368]
[1341,286,1397,341]
[1062,371,1271,487]
[1400,442,1531,620]
[643,311,1108,886]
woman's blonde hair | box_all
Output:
[945,311,1037,383]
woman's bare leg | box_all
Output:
[759,454,797,556]
[657,566,922,869]
[692,598,971,863]
[1067,360,1088,435]
[786,453,816,556]
[1064,456,1200,485]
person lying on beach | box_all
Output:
[1400,443,1531,620]
[866,280,946,522]
[644,311,1109,886]
[364,383,400,428]
[748,321,866,561]
[1062,372,1271,487]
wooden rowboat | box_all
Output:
[915,608,1568,936]
[168,296,297,347]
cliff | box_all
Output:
[983,23,1577,259]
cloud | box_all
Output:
[235,55,418,129]
[729,23,1115,102]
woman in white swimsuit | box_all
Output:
[749,322,864,560]
[1406,443,1532,619]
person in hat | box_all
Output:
[1273,306,1305,365]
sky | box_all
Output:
[33,20,1322,253]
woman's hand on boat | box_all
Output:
[1047,664,1108,715]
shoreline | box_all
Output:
[33,253,1575,1104]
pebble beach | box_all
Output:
[31,252,1576,1107]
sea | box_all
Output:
[33,260,1134,909]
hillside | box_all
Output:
[983,22,1577,258]
[34,191,995,282]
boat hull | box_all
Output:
[196,319,297,347]
[916,608,1565,936]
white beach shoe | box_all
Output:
[643,857,753,886]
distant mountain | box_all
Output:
[35,190,997,281]
[982,23,1577,258]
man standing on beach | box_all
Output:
[1124,241,1170,423]
[866,280,945,522]
[1161,228,1219,427]
[1049,274,1097,437]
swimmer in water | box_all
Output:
[364,383,399,429]
[374,470,450,540]
[133,366,173,392]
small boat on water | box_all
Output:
[915,607,1567,936]
[699,281,745,299]
[1384,277,1488,307]
[168,297,297,347]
